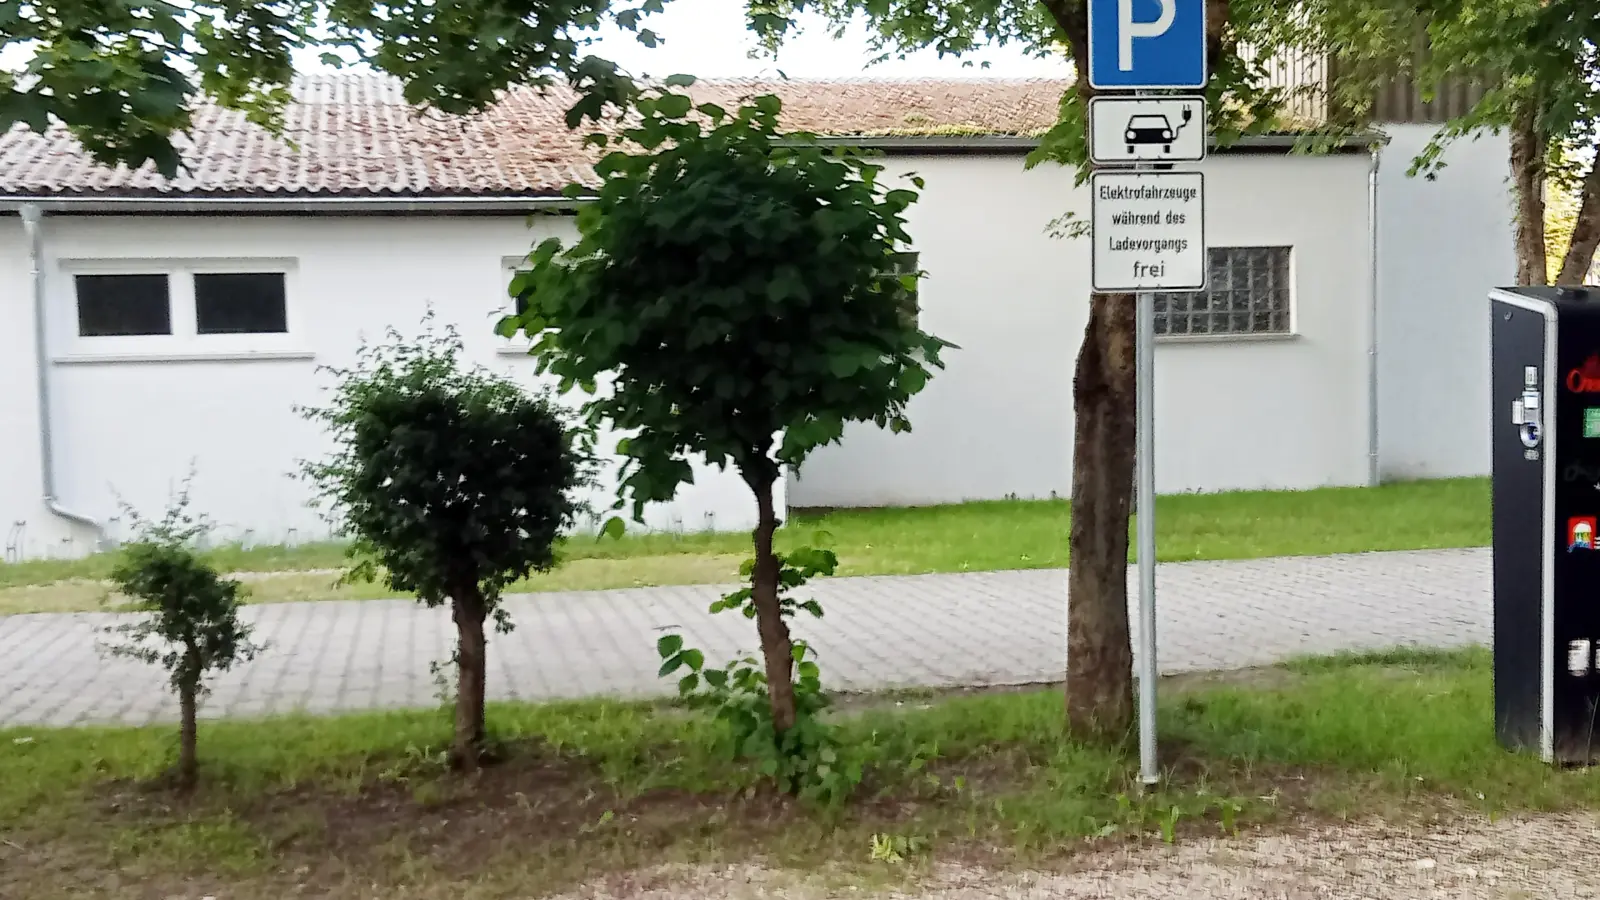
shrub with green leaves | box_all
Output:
[300,318,589,767]
[506,77,951,796]
[103,488,262,790]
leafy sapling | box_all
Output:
[103,486,262,790]
[507,78,950,795]
[299,316,589,768]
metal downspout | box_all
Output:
[20,204,103,550]
[1367,148,1382,487]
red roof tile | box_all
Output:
[0,75,1068,199]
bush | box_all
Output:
[103,487,262,789]
[300,317,590,767]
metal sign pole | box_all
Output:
[1135,288,1159,787]
[1085,0,1206,792]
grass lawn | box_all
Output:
[0,477,1488,616]
[0,647,1585,898]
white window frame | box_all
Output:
[496,255,534,355]
[1152,245,1297,343]
[55,257,307,362]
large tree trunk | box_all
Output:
[1066,293,1139,740]
[1557,160,1600,286]
[1040,0,1229,743]
[451,589,489,769]
[748,473,797,735]
[177,677,198,790]
[1510,105,1548,286]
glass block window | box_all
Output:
[1152,247,1292,337]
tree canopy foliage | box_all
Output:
[752,0,1298,176]
[0,0,661,176]
[1280,0,1600,284]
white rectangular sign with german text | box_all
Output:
[1090,171,1206,293]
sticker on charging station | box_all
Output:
[1570,517,1597,551]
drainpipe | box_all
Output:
[1366,148,1382,487]
[20,204,104,549]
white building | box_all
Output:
[0,75,1513,559]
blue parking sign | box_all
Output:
[1087,0,1207,90]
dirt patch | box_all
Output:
[541,811,1600,899]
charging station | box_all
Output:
[1491,285,1600,763]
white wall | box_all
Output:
[787,150,1377,508]
[1375,124,1516,481]
[0,214,771,559]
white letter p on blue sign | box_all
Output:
[1119,0,1175,70]
[1088,0,1207,90]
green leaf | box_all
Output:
[658,653,685,677]
[656,634,684,658]
[682,649,705,671]
[655,93,693,118]
[602,516,627,540]
[704,668,729,689]
[829,354,861,378]
[678,673,700,694]
[664,74,697,88]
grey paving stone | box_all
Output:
[0,548,1492,727]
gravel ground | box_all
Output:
[549,813,1600,899]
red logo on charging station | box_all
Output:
[1571,517,1597,551]
[1569,356,1600,392]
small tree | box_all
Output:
[104,488,262,790]
[506,79,950,788]
[300,319,588,767]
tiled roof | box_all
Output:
[0,75,1068,199]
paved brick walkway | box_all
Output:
[0,548,1491,727]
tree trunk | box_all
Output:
[451,588,489,769]
[1510,105,1548,286]
[1066,293,1139,741]
[178,679,198,790]
[748,473,797,735]
[1557,160,1600,286]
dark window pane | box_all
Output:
[511,270,531,317]
[887,251,919,325]
[76,274,171,337]
[195,272,287,335]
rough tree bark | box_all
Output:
[1040,0,1231,742]
[1066,294,1139,738]
[1557,162,1600,286]
[747,471,798,734]
[178,672,199,790]
[451,588,489,768]
[1510,105,1549,286]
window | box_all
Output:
[75,274,172,337]
[194,273,288,335]
[60,259,300,360]
[1152,246,1291,337]
[496,262,534,353]
[887,251,920,326]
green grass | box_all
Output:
[0,477,1489,615]
[1,645,1588,897]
